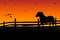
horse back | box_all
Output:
[47,16,54,21]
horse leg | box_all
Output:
[48,22,51,30]
[52,22,54,26]
[51,22,56,30]
[41,22,44,27]
[49,22,51,27]
[52,22,56,30]
[41,22,44,30]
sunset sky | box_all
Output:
[0,0,60,22]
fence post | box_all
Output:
[3,22,5,27]
[55,18,56,26]
[55,18,56,29]
[38,19,40,30]
[3,22,5,30]
[14,18,16,30]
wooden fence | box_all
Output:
[0,18,60,28]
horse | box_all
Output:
[36,12,55,25]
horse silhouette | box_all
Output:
[36,12,55,24]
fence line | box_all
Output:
[0,18,60,27]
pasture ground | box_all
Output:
[0,26,60,32]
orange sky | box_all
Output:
[0,0,60,22]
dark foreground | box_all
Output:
[0,26,60,32]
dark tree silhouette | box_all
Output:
[36,12,55,25]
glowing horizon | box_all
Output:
[0,0,60,22]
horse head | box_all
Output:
[36,12,44,17]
